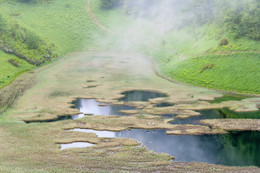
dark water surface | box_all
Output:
[25,98,137,123]
[118,90,168,102]
[67,128,260,167]
[155,102,175,107]
[117,129,260,167]
[26,90,259,167]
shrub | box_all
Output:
[8,59,19,67]
[25,31,40,49]
[26,59,41,66]
[200,63,214,73]
[0,14,7,31]
[219,39,228,46]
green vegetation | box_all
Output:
[0,1,259,171]
[0,12,56,65]
[0,0,106,89]
[0,50,32,89]
[164,53,260,93]
[0,0,259,95]
[98,0,260,94]
[209,94,248,103]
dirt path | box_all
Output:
[86,0,115,34]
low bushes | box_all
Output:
[8,59,19,67]
[0,13,57,66]
[219,39,228,46]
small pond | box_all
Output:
[118,90,168,102]
[65,128,260,167]
[25,97,140,123]
[71,99,136,117]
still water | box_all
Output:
[28,90,259,167]
[118,90,168,102]
[65,128,260,167]
[71,99,136,119]
[60,142,94,150]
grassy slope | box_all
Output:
[0,0,105,54]
[0,0,107,89]
[167,53,260,93]
[90,3,260,94]
[152,25,260,94]
[0,50,32,88]
[0,0,259,95]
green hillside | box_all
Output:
[0,0,259,94]
[0,0,106,89]
[100,0,260,93]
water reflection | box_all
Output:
[155,102,175,107]
[69,128,116,138]
[68,128,260,167]
[118,90,168,102]
[25,99,138,123]
[71,99,136,117]
[60,142,94,150]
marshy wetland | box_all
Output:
[63,129,260,167]
[0,0,259,172]
[56,91,260,167]
[1,52,258,172]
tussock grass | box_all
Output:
[0,70,36,114]
[0,51,259,172]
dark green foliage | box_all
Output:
[8,59,19,67]
[101,0,123,10]
[0,14,6,31]
[215,0,260,40]
[219,39,229,46]
[25,31,40,49]
[100,0,260,40]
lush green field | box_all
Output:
[163,53,260,94]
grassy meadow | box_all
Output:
[165,53,260,93]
